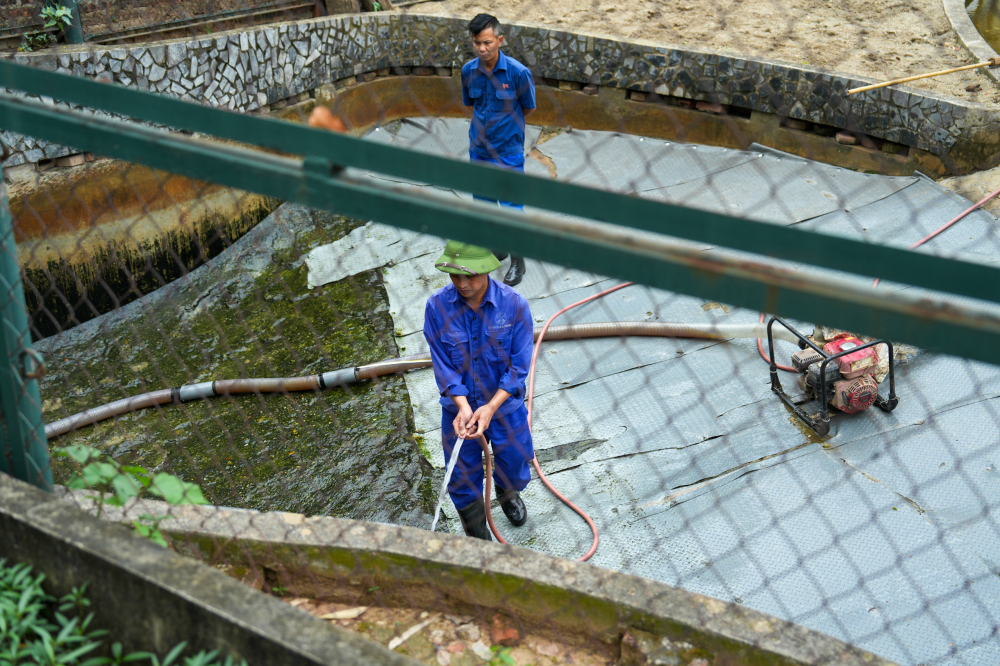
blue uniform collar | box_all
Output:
[475,50,508,75]
[445,276,500,307]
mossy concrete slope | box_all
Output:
[36,203,438,525]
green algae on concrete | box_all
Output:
[36,204,438,526]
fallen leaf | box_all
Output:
[321,606,370,620]
[389,612,442,650]
[470,641,493,660]
[701,301,729,312]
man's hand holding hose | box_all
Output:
[451,390,511,439]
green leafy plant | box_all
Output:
[0,563,108,666]
[40,5,73,29]
[53,445,209,547]
[270,586,289,596]
[0,560,246,666]
[372,1,382,9]
[489,646,516,666]
[18,30,51,52]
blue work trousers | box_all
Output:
[470,151,525,211]
[442,404,534,510]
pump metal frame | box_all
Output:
[766,316,899,437]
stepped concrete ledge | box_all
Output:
[21,481,902,666]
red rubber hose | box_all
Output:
[758,187,1000,369]
[873,183,1000,288]
[480,282,634,559]
[478,434,507,546]
[756,312,797,372]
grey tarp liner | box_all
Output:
[307,118,1000,666]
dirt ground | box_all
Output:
[408,0,1000,106]
[279,597,616,666]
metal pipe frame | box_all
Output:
[2,86,1000,365]
[766,315,898,437]
[0,60,998,308]
[0,135,52,490]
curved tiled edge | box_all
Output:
[942,0,1000,85]
[4,12,1000,173]
[56,487,900,666]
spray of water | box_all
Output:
[430,438,465,533]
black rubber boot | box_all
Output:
[503,256,526,287]
[496,486,527,527]
[456,496,493,541]
[493,250,509,262]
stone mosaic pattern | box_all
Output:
[3,13,996,167]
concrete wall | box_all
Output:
[4,12,1000,173]
[46,483,900,666]
[0,473,421,666]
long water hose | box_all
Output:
[477,282,636,559]
[45,305,803,559]
[756,187,1000,371]
[756,312,797,372]
[46,319,800,439]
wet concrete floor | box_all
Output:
[304,117,1000,666]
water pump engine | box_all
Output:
[766,317,899,436]
[793,334,880,414]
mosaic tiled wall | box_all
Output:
[3,12,997,168]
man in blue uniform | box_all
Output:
[462,14,536,287]
[424,241,534,540]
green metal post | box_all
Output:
[0,147,53,491]
[56,0,84,45]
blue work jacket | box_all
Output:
[424,277,534,415]
[462,51,536,159]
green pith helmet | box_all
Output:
[434,240,501,276]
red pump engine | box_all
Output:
[766,316,898,437]
[795,334,880,414]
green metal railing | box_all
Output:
[1,58,999,488]
[0,154,52,491]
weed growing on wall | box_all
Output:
[53,445,209,547]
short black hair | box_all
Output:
[468,14,502,38]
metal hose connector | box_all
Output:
[44,321,801,439]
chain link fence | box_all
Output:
[3,4,1000,666]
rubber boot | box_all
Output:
[456,496,493,541]
[493,250,509,262]
[495,485,527,527]
[504,256,526,287]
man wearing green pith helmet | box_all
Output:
[423,240,534,540]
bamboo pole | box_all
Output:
[847,57,1000,95]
